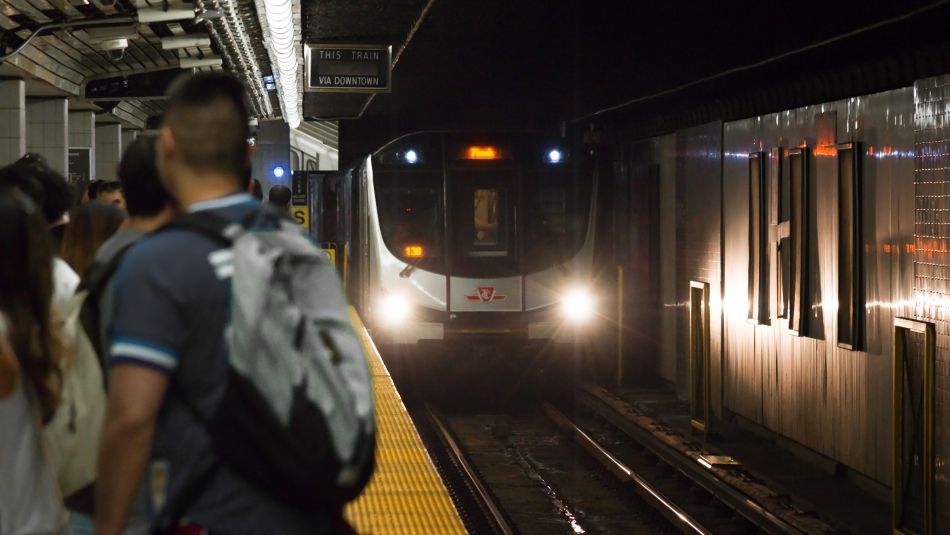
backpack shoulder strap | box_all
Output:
[160,211,238,245]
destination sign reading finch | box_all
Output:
[305,44,392,93]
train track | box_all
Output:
[418,391,816,534]
[556,387,816,535]
[425,406,516,535]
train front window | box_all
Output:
[470,188,508,254]
[524,169,591,271]
[377,185,443,263]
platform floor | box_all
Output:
[345,309,466,534]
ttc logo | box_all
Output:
[466,287,507,302]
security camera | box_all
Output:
[97,38,128,62]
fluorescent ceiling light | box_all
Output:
[137,7,195,23]
[260,0,301,128]
[180,56,223,68]
[161,36,211,49]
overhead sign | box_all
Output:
[304,44,392,93]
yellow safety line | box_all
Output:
[345,308,467,534]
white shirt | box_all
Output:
[0,316,67,535]
[52,258,79,311]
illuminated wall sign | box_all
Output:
[304,44,392,93]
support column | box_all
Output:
[252,119,290,195]
[0,79,25,165]
[121,129,138,153]
[26,98,68,174]
[68,111,95,183]
[95,123,122,181]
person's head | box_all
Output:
[249,178,263,201]
[60,200,127,277]
[0,193,61,422]
[268,185,291,212]
[87,179,102,201]
[118,135,172,217]
[0,154,74,228]
[97,180,125,209]
[158,72,251,202]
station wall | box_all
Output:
[721,88,915,485]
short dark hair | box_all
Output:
[118,136,169,217]
[98,180,121,195]
[87,179,102,200]
[163,72,251,178]
[0,154,74,224]
[268,185,291,208]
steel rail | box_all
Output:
[576,388,803,535]
[425,406,515,535]
[542,404,712,535]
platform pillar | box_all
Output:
[95,123,123,181]
[0,79,26,166]
[26,98,68,175]
[252,119,290,195]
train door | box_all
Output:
[893,318,936,535]
[446,167,523,313]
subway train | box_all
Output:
[306,131,602,358]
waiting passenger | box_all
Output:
[87,179,102,202]
[97,181,126,209]
[0,193,68,535]
[95,73,335,535]
[249,177,264,200]
[268,184,292,212]
[90,135,174,356]
[60,200,126,278]
[0,155,78,309]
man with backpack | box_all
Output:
[95,73,374,535]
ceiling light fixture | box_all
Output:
[136,7,195,23]
[258,0,301,128]
[161,36,212,49]
[180,56,223,68]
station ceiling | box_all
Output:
[2,0,950,154]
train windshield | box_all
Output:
[375,169,444,266]
[372,133,592,275]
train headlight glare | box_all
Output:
[404,149,419,164]
[561,288,595,324]
[547,149,562,163]
[377,293,411,326]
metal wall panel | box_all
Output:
[914,75,950,529]
[721,88,915,483]
[674,123,723,403]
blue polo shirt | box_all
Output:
[109,193,332,533]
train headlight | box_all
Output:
[377,293,411,327]
[561,287,595,324]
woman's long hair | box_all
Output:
[0,193,62,422]
[61,200,126,277]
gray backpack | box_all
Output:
[173,209,375,510]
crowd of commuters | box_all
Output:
[0,72,354,535]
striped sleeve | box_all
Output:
[111,337,178,373]
[107,239,186,375]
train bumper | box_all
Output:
[374,320,590,344]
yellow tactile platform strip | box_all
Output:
[345,308,467,534]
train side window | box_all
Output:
[837,142,863,350]
[786,147,810,336]
[748,152,769,324]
